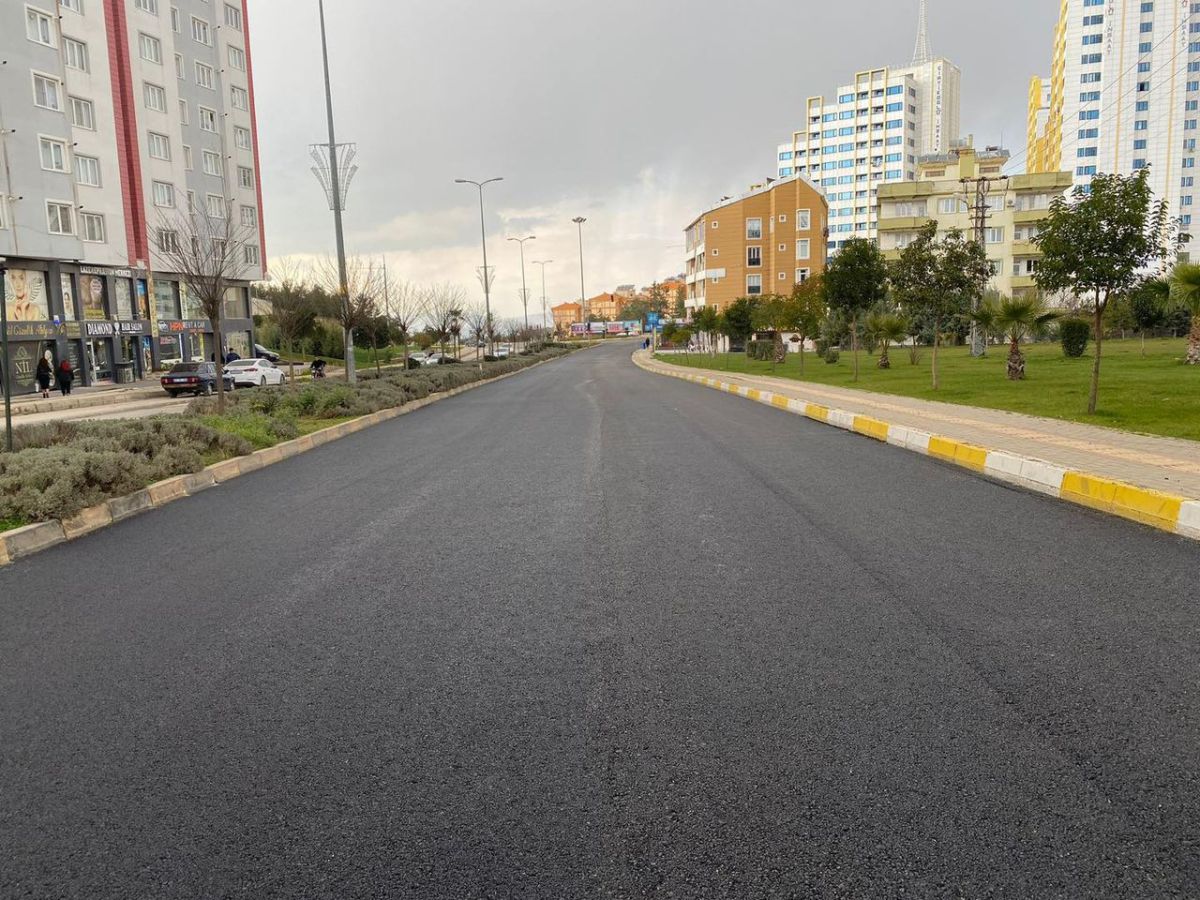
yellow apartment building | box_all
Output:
[683,176,828,314]
[876,139,1073,298]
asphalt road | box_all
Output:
[2,340,1199,899]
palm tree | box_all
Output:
[971,293,1002,356]
[1168,262,1200,365]
[994,296,1058,380]
[866,313,909,369]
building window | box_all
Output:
[191,16,211,45]
[143,82,167,112]
[175,53,185,79]
[183,145,193,170]
[778,243,787,252]
[135,0,159,12]
[746,218,762,239]
[240,205,257,227]
[796,239,810,260]
[153,181,176,207]
[746,275,762,296]
[984,227,1005,244]
[47,202,74,235]
[80,212,106,243]
[238,166,254,189]
[32,73,62,111]
[139,32,162,63]
[69,96,95,129]
[202,149,223,177]
[795,268,810,283]
[796,208,811,230]
[75,155,101,187]
[26,7,55,46]
[60,0,82,10]
[206,194,226,218]
[230,85,248,110]
[198,106,217,132]
[234,126,252,150]
[243,245,260,266]
[148,131,171,160]
[747,246,761,267]
[195,61,215,89]
[228,45,246,71]
[179,99,189,124]
[63,37,89,71]
[224,3,243,29]
[39,136,69,173]
[170,6,179,31]
[158,228,180,253]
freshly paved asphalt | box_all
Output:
[2,340,1199,899]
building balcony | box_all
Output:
[877,215,932,232]
[1010,274,1038,290]
[1013,208,1051,225]
[1012,240,1040,257]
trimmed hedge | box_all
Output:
[1060,318,1091,358]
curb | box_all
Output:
[634,353,1200,543]
[0,352,574,568]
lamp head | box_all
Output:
[573,217,587,225]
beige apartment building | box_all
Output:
[684,176,828,314]
[876,140,1073,298]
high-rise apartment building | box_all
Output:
[1,0,264,392]
[774,9,961,255]
[1028,0,1197,232]
[683,176,828,313]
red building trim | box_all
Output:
[241,0,268,275]
[102,0,149,266]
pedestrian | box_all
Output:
[56,360,74,396]
[36,356,52,399]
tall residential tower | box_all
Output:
[1028,0,1198,231]
[1,0,265,391]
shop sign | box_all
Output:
[79,265,146,279]
[86,322,115,337]
[159,319,210,334]
[183,319,210,331]
[1,321,85,339]
[116,321,148,335]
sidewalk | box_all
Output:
[8,382,164,417]
[635,351,1200,539]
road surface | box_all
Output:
[2,340,1198,898]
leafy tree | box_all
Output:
[1035,169,1173,412]
[720,297,757,351]
[971,291,1004,355]
[692,305,720,356]
[1167,263,1200,365]
[674,284,687,318]
[865,312,908,370]
[824,237,888,381]
[780,276,825,374]
[262,258,316,387]
[994,296,1058,380]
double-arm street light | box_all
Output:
[455,177,503,369]
[531,259,552,335]
[507,235,536,341]
[572,217,587,334]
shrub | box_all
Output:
[1059,318,1091,358]
[823,348,840,365]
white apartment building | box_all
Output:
[1029,0,1200,236]
[775,57,962,256]
[1,0,265,391]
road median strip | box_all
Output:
[0,352,574,568]
[634,352,1199,543]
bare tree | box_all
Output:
[155,209,253,413]
[462,304,488,372]
[262,257,315,387]
[387,278,425,371]
[316,256,381,382]
[423,282,468,355]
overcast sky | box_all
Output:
[249,0,1061,320]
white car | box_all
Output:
[225,358,287,387]
[422,352,449,366]
[409,352,429,366]
[495,345,511,359]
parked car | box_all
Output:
[495,345,512,359]
[161,362,234,397]
[409,352,429,366]
[253,344,280,363]
[423,352,449,366]
[225,358,287,387]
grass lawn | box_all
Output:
[657,337,1200,442]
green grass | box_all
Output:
[0,516,26,534]
[657,337,1200,442]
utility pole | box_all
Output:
[572,217,587,338]
[0,258,11,452]
[507,235,536,344]
[961,172,1009,357]
[532,260,552,337]
[457,178,503,370]
[310,0,359,381]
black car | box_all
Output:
[254,344,281,363]
[161,362,236,397]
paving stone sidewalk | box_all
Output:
[641,352,1200,499]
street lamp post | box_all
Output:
[507,235,536,347]
[0,257,11,452]
[572,217,587,339]
[532,260,552,337]
[456,177,503,370]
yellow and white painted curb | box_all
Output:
[636,354,1200,543]
[0,353,573,569]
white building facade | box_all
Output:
[775,57,962,255]
[1,0,266,390]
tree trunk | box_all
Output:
[878,343,890,369]
[1088,302,1103,414]
[1006,336,1025,381]
[1141,330,1146,358]
[799,341,805,375]
[852,315,860,382]
[344,327,357,384]
[931,322,940,391]
[1187,315,1200,365]
[402,332,410,372]
[213,314,226,413]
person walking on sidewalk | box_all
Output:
[55,360,74,397]
[35,356,52,399]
